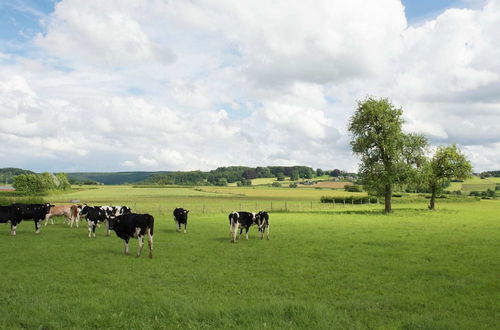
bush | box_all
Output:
[289,183,298,188]
[272,182,282,187]
[344,184,363,192]
[320,196,378,204]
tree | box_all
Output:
[425,145,472,210]
[316,168,324,177]
[290,171,299,181]
[276,172,285,181]
[349,97,427,213]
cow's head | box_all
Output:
[80,205,89,215]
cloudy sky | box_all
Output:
[0,0,499,173]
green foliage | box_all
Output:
[320,196,378,204]
[469,189,496,198]
[237,179,252,187]
[349,97,428,212]
[276,173,285,181]
[425,145,473,210]
[12,173,71,194]
[290,171,299,181]
[344,184,363,192]
[316,168,324,177]
[272,182,282,187]
[0,168,35,184]
[289,183,298,188]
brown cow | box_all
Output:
[44,205,81,227]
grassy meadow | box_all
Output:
[0,185,499,329]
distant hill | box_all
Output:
[0,168,36,184]
[67,171,170,185]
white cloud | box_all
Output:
[1,0,500,172]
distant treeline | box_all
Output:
[142,166,356,186]
[480,171,500,178]
[0,168,35,184]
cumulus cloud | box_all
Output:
[1,0,500,172]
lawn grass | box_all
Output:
[0,187,499,329]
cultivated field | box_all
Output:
[0,186,499,329]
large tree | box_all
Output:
[425,145,472,210]
[349,97,427,213]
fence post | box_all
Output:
[333,200,335,208]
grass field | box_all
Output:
[446,176,498,192]
[1,186,499,329]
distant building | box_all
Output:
[0,186,15,191]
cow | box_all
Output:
[100,206,132,236]
[173,208,189,233]
[108,213,154,258]
[0,205,22,235]
[44,204,80,226]
[79,205,107,238]
[11,203,53,234]
[228,211,256,243]
[255,211,270,240]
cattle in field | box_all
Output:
[255,211,270,240]
[79,205,107,238]
[100,206,132,236]
[44,204,80,226]
[228,211,257,242]
[0,205,22,235]
[11,203,53,234]
[108,213,154,258]
[173,208,189,233]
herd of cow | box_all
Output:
[0,203,270,258]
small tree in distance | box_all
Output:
[425,145,472,210]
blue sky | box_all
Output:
[1,0,499,172]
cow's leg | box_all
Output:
[105,220,110,236]
[35,219,42,234]
[184,222,187,233]
[124,239,129,255]
[147,228,153,258]
[87,221,94,238]
[239,227,244,239]
[137,234,144,257]
[44,214,50,226]
[75,214,80,228]
[245,227,249,240]
[10,223,17,236]
[232,222,239,243]
[266,224,270,240]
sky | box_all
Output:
[0,0,499,173]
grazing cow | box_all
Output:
[44,204,79,226]
[79,205,107,238]
[12,203,53,234]
[108,213,154,258]
[0,205,22,235]
[255,211,270,240]
[173,208,189,233]
[228,211,256,242]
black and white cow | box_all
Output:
[228,211,257,242]
[11,203,53,234]
[173,208,189,233]
[108,213,154,258]
[255,211,270,240]
[100,206,132,236]
[79,205,107,238]
[0,205,22,235]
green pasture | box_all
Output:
[446,176,498,192]
[1,186,499,329]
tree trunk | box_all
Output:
[384,184,392,213]
[429,186,436,210]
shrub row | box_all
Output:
[320,196,378,204]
